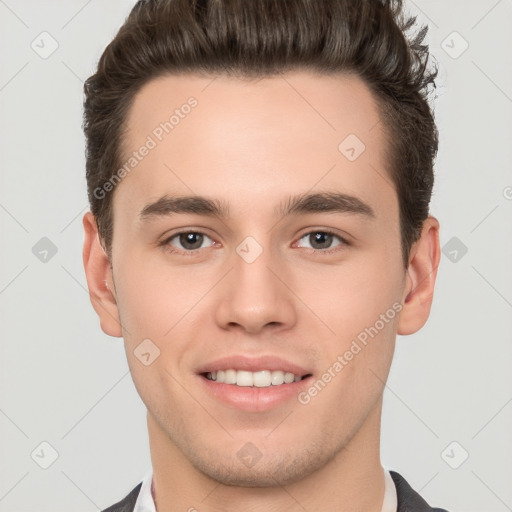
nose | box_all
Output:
[214,241,297,335]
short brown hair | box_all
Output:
[82,0,438,267]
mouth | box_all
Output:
[202,369,313,387]
[196,355,314,411]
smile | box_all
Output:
[204,369,309,387]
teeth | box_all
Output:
[224,369,237,384]
[271,371,284,385]
[205,369,303,387]
[237,370,254,387]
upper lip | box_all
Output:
[196,355,312,376]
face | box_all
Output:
[85,71,431,487]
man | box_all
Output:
[82,0,448,510]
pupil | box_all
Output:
[180,233,203,250]
[311,232,332,249]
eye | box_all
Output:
[160,229,350,255]
[295,230,349,252]
[163,231,215,253]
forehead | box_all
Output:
[116,71,396,221]
[124,71,382,151]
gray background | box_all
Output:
[0,0,511,510]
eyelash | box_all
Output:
[159,229,351,256]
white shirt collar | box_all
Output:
[134,466,397,512]
[133,467,156,512]
[382,466,398,512]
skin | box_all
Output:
[83,71,440,511]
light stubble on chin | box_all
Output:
[149,394,381,488]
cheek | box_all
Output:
[112,253,218,398]
[113,252,208,340]
[298,313,396,426]
[290,249,402,403]
[293,249,403,336]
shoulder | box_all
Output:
[101,482,142,512]
[390,471,450,512]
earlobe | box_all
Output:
[397,216,441,336]
[82,211,123,338]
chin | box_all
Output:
[185,442,337,488]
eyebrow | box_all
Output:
[139,191,376,221]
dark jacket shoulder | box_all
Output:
[102,472,450,512]
[391,471,449,512]
[102,482,142,512]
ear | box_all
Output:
[397,215,441,335]
[82,211,123,337]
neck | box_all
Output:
[147,398,386,512]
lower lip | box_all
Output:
[198,374,312,412]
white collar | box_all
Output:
[134,466,397,512]
[382,466,398,512]
[133,467,156,512]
